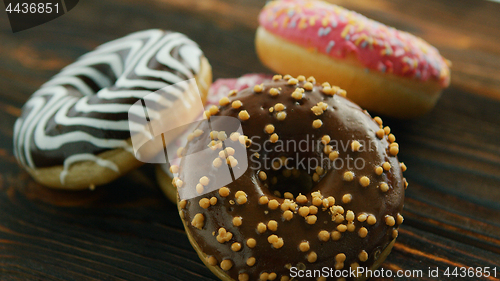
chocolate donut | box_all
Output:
[156,73,273,203]
[174,75,406,280]
[13,29,212,189]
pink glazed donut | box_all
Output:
[256,0,451,118]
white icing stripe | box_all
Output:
[74,96,132,113]
[34,128,129,150]
[71,53,124,78]
[155,37,197,78]
[56,66,113,89]
[74,95,172,119]
[95,29,164,65]
[115,31,170,87]
[96,88,155,99]
[60,153,120,184]
[54,99,130,130]
[179,45,202,74]
[23,88,68,168]
[14,29,204,181]
[43,76,96,96]
[12,119,21,160]
[116,34,189,89]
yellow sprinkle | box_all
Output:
[232,100,242,109]
[219,97,230,106]
[337,89,347,97]
[321,135,331,145]
[258,171,267,181]
[254,84,264,92]
[238,110,250,121]
[277,111,287,121]
[288,78,298,85]
[270,133,279,143]
[265,124,275,134]
[401,162,407,172]
[322,17,329,27]
[291,90,303,100]
[388,133,396,143]
[309,16,316,26]
[209,105,219,115]
[269,87,280,96]
[274,103,285,111]
[351,140,361,152]
[203,110,210,119]
[299,18,307,29]
[282,16,289,28]
[343,171,354,181]
[322,86,333,95]
[329,151,339,161]
[318,102,328,110]
[341,25,350,38]
[384,126,391,135]
[359,176,370,187]
[390,146,399,156]
[169,165,179,174]
[313,119,323,128]
[376,129,385,139]
[383,162,391,171]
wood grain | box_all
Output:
[0,0,499,280]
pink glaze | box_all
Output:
[208,74,273,102]
[259,0,450,87]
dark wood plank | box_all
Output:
[0,0,499,280]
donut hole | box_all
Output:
[258,156,319,198]
[269,168,313,198]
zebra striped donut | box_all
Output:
[13,29,212,190]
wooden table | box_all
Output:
[1,0,499,280]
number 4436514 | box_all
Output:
[6,3,59,14]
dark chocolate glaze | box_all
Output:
[179,77,405,281]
